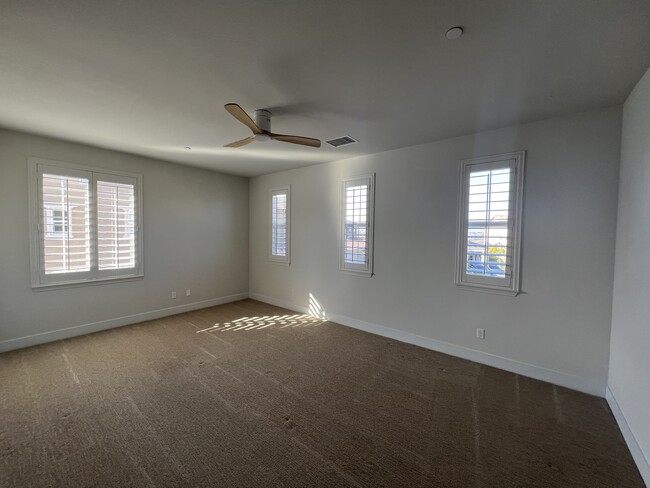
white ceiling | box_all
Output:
[1,0,650,177]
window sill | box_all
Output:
[32,274,144,292]
[455,282,519,296]
[339,268,374,278]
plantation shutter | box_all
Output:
[344,181,369,265]
[38,167,92,282]
[30,158,143,288]
[96,175,138,272]
[456,151,524,295]
[269,186,290,263]
[464,162,514,283]
[340,174,375,275]
[270,190,288,258]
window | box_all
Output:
[45,206,71,237]
[455,151,524,295]
[28,158,143,288]
[340,174,375,276]
[269,186,290,263]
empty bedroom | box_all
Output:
[1,1,650,487]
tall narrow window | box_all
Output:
[455,151,524,295]
[340,174,375,276]
[29,158,143,288]
[269,186,290,263]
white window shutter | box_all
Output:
[38,169,92,281]
[340,174,375,276]
[96,176,137,272]
[29,158,143,289]
[455,151,525,295]
[269,186,290,263]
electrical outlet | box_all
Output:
[186,289,191,297]
[171,291,177,299]
[476,328,485,340]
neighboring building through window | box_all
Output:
[29,157,143,288]
[340,174,375,276]
[269,186,290,263]
[455,151,525,295]
[45,206,71,237]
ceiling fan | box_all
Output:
[223,103,321,148]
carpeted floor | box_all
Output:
[0,299,644,487]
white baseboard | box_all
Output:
[606,387,650,486]
[250,292,311,315]
[249,292,606,397]
[0,292,249,353]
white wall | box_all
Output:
[0,130,249,350]
[250,107,622,396]
[608,66,650,483]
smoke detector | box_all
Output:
[445,26,464,40]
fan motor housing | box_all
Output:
[253,109,271,132]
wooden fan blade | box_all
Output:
[224,103,262,134]
[224,135,255,148]
[269,133,321,148]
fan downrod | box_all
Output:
[253,109,271,132]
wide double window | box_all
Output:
[340,174,375,276]
[455,151,524,295]
[29,158,143,288]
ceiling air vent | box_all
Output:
[326,135,359,148]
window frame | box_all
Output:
[454,151,525,296]
[28,157,144,289]
[268,185,291,265]
[339,173,375,277]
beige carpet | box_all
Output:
[0,299,644,487]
